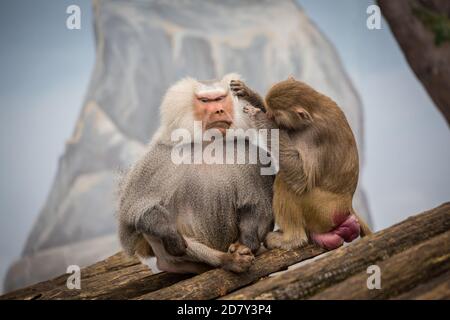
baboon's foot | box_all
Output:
[222,243,254,273]
[228,242,252,255]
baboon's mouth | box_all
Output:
[207,121,232,130]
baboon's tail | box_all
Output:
[135,236,155,258]
[119,223,155,257]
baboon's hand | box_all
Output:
[162,231,187,257]
[230,80,251,99]
[243,104,267,122]
[230,79,267,112]
[243,104,276,130]
[228,242,252,255]
[243,104,261,117]
[222,243,255,273]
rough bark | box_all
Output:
[310,230,450,299]
[1,252,191,300]
[393,270,450,300]
[2,203,449,300]
[1,252,137,300]
[222,202,450,300]
[26,265,191,300]
[378,0,450,126]
[136,245,325,300]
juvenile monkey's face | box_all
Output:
[193,85,234,135]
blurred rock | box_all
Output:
[4,0,371,292]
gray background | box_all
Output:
[0,0,449,292]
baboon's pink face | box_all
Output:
[193,87,234,135]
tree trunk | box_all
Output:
[2,203,449,300]
[392,270,450,300]
[378,0,450,126]
[221,202,450,300]
[0,252,191,300]
[310,230,450,299]
[136,245,325,300]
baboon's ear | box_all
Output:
[294,106,312,122]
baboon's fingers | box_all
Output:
[228,242,253,256]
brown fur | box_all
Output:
[233,78,372,250]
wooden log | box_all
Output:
[392,270,450,300]
[92,271,192,300]
[310,230,450,299]
[28,264,191,300]
[1,252,191,300]
[135,245,326,300]
[1,252,138,300]
[4,202,449,300]
[222,202,450,300]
